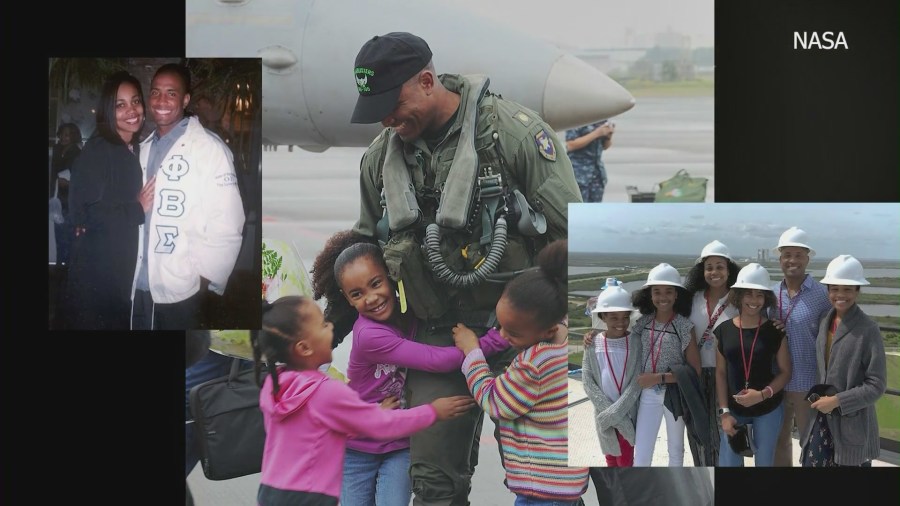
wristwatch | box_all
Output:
[717,407,731,416]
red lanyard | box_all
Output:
[778,283,801,323]
[702,291,728,341]
[826,317,839,373]
[738,316,762,390]
[603,332,629,395]
[649,314,675,373]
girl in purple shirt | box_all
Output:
[314,234,509,506]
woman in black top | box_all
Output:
[65,71,155,330]
[714,263,791,467]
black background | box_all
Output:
[715,0,899,498]
[715,0,898,202]
[22,0,899,502]
[23,2,187,502]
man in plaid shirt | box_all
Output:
[768,227,831,467]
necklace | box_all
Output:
[647,313,675,373]
[702,290,728,342]
[604,332,629,395]
[737,315,762,390]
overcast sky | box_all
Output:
[569,203,900,261]
[453,0,714,49]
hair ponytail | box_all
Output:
[502,239,568,329]
[255,296,309,396]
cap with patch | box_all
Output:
[351,32,433,124]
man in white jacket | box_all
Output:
[131,63,245,330]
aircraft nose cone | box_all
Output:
[542,54,635,131]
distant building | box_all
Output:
[655,27,692,49]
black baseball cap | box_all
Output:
[351,32,433,124]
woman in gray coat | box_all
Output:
[582,284,643,466]
[802,255,887,467]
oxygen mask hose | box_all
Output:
[424,218,508,288]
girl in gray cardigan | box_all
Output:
[582,284,643,466]
[802,255,887,467]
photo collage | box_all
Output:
[44,0,898,504]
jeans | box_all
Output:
[185,350,251,477]
[514,495,581,506]
[341,448,411,506]
[633,386,685,466]
[718,403,784,467]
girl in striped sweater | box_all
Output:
[452,239,589,505]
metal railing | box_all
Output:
[881,387,900,455]
[568,330,900,460]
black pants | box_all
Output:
[132,288,207,330]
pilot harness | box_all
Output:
[374,76,546,292]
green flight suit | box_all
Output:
[353,73,581,506]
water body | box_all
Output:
[572,280,646,298]
[806,268,900,278]
[770,268,900,279]
[574,284,898,318]
[568,266,621,275]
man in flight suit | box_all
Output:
[350,32,582,505]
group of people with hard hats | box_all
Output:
[582,226,888,468]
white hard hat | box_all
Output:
[820,255,870,286]
[773,226,816,257]
[592,285,634,313]
[641,263,685,289]
[731,263,773,291]
[696,240,733,264]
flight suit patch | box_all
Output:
[534,129,556,161]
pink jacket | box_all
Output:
[258,368,436,500]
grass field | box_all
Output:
[618,77,714,98]
[857,293,900,305]
[570,351,583,369]
[877,354,900,442]
[867,278,900,289]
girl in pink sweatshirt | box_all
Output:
[251,296,474,506]
[312,234,509,506]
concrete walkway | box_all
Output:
[568,375,899,468]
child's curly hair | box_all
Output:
[310,230,379,346]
